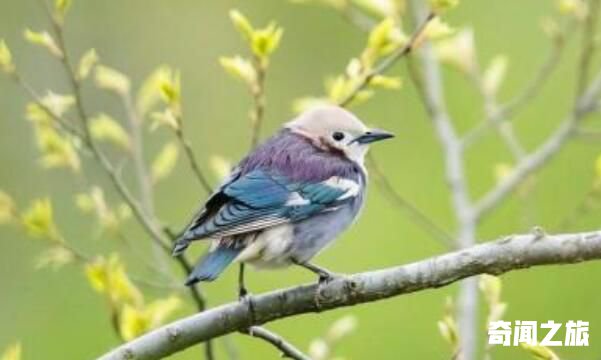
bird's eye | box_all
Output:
[332,132,345,141]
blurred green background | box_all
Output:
[1,0,600,359]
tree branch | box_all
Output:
[472,63,601,222]
[462,20,576,147]
[98,229,601,360]
[242,327,310,360]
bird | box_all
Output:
[173,105,394,296]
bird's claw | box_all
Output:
[318,271,342,284]
[239,289,256,323]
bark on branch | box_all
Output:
[98,229,601,360]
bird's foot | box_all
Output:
[292,258,342,284]
[238,288,256,323]
[317,269,341,284]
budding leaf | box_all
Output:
[40,91,75,118]
[77,49,99,80]
[35,246,74,270]
[34,126,81,172]
[54,0,72,24]
[370,75,403,89]
[95,65,131,96]
[0,343,21,360]
[90,114,131,151]
[429,0,460,12]
[482,55,508,97]
[24,29,63,58]
[85,254,143,306]
[219,56,257,85]
[557,0,588,20]
[435,28,476,74]
[0,40,15,74]
[229,9,254,40]
[119,296,181,341]
[21,198,62,242]
[150,109,179,131]
[251,23,284,60]
[0,191,16,224]
[424,17,455,40]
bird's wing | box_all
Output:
[180,169,360,241]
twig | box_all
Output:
[174,118,213,193]
[242,327,310,360]
[98,229,601,360]
[338,11,435,107]
[366,153,454,247]
[10,72,84,139]
[122,91,173,275]
[462,20,575,147]
[472,52,601,222]
[249,56,267,150]
[575,0,601,97]
[38,3,215,358]
[408,1,477,359]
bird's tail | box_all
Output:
[185,245,243,286]
[172,238,190,257]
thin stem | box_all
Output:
[462,20,575,147]
[408,1,477,359]
[249,56,267,150]
[366,153,454,247]
[243,327,311,360]
[575,0,601,97]
[338,11,435,107]
[38,3,215,358]
[174,118,213,193]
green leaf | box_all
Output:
[0,39,15,74]
[229,9,254,40]
[95,65,131,96]
[77,49,99,80]
[24,29,63,58]
[219,56,257,85]
[90,114,131,151]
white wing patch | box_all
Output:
[285,176,361,206]
[323,177,361,200]
[285,192,310,206]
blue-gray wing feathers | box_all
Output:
[174,169,355,255]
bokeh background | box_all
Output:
[1,0,600,359]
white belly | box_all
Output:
[235,224,295,268]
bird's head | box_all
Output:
[285,105,394,164]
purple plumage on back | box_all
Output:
[238,129,362,183]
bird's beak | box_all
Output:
[351,129,395,144]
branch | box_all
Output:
[38,3,216,358]
[98,229,601,360]
[462,20,576,147]
[249,56,267,149]
[242,327,310,360]
[366,153,454,247]
[472,62,601,222]
[408,1,477,358]
[174,121,213,194]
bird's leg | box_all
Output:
[292,258,339,283]
[238,262,249,299]
[238,263,256,323]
